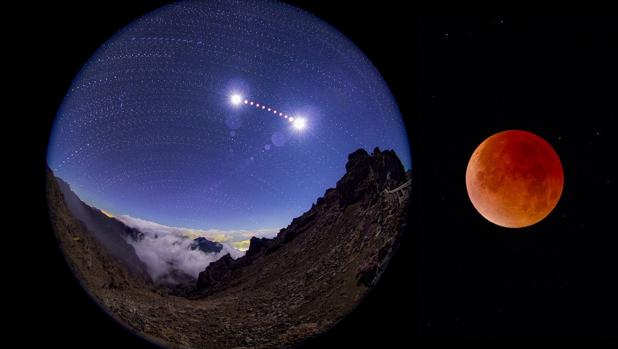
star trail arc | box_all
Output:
[47,0,411,232]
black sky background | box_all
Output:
[416,16,617,338]
[13,6,618,348]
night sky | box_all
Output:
[416,16,617,337]
[46,0,411,231]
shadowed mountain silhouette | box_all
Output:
[190,237,223,254]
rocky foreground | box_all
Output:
[47,148,411,349]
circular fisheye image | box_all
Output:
[46,1,411,348]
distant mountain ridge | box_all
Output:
[114,214,276,252]
[190,237,223,254]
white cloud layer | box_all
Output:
[115,215,278,284]
[116,215,278,243]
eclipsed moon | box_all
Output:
[465,130,564,228]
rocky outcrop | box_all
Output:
[195,237,273,290]
[196,254,235,289]
[336,147,406,206]
[195,147,410,299]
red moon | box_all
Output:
[466,130,564,228]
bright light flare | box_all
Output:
[292,117,307,130]
[230,94,243,106]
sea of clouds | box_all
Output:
[115,215,278,284]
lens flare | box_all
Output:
[230,94,243,106]
[292,117,306,130]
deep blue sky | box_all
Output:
[47,0,411,231]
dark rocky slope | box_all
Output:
[54,175,149,278]
[50,172,223,290]
[195,147,408,295]
[47,148,411,349]
[47,167,153,295]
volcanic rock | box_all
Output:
[47,147,411,349]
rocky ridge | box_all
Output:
[47,147,411,349]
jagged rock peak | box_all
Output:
[196,254,235,289]
[196,148,409,293]
[246,236,270,257]
[337,147,406,206]
[345,148,370,172]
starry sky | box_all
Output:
[47,0,411,231]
